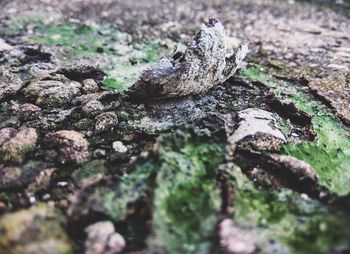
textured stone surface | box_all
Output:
[0,128,38,163]
[85,221,125,254]
[42,130,89,165]
[308,72,350,124]
[95,112,118,133]
[24,79,81,108]
[229,108,286,152]
[0,68,24,101]
[0,204,72,254]
[219,219,256,254]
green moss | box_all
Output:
[28,21,169,91]
[132,42,166,63]
[149,130,225,254]
[30,21,168,91]
[240,66,275,87]
[29,23,105,56]
[225,164,350,254]
[280,89,350,195]
[101,77,127,92]
[241,66,350,195]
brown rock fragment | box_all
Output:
[42,130,89,165]
[0,128,38,163]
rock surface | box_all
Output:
[0,38,13,51]
[24,79,81,108]
[128,18,248,99]
[112,141,127,153]
[0,68,24,101]
[95,112,119,133]
[229,108,286,152]
[84,221,125,254]
[219,219,256,254]
[0,128,38,163]
[42,130,89,165]
[0,161,52,191]
[0,204,72,254]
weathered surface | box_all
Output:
[85,221,125,254]
[0,69,24,101]
[24,79,82,108]
[0,161,52,191]
[219,219,256,254]
[0,0,349,253]
[308,72,350,124]
[0,38,13,51]
[0,204,72,254]
[42,130,89,165]
[71,160,107,188]
[128,18,248,99]
[0,128,38,163]
[95,112,119,133]
[229,108,286,152]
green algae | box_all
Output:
[225,164,350,254]
[149,130,225,254]
[240,66,350,196]
[240,66,275,87]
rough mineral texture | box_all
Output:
[85,221,126,254]
[0,204,72,254]
[24,79,81,108]
[228,108,286,152]
[0,128,38,163]
[42,130,89,165]
[0,68,24,101]
[219,219,256,254]
[0,1,350,253]
[128,18,248,99]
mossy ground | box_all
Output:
[149,130,225,253]
[240,66,350,196]
[1,2,350,253]
[226,164,350,254]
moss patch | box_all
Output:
[149,130,225,253]
[240,66,350,196]
[226,164,350,254]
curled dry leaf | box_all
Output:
[128,18,248,100]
